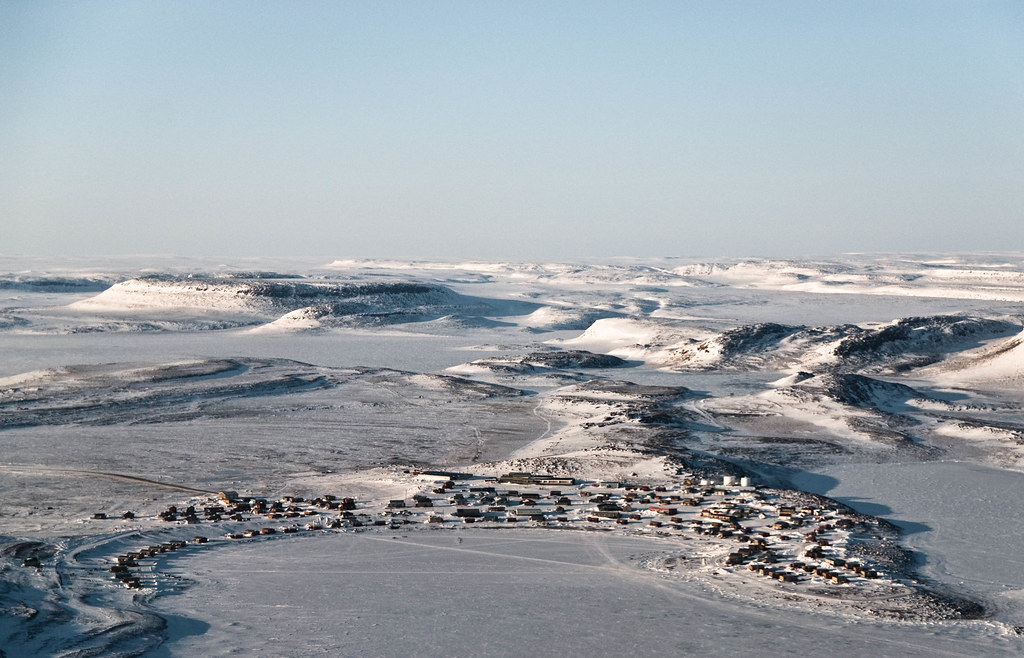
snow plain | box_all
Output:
[4,254,1024,656]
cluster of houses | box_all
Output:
[108,539,193,589]
[91,470,892,598]
[390,470,892,593]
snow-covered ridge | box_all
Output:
[671,258,1024,301]
[0,275,113,293]
[666,315,1020,373]
[785,373,937,411]
[60,275,545,334]
[565,313,1020,373]
[70,276,457,315]
[327,255,1024,300]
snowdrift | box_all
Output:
[925,329,1024,385]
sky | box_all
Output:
[2,1,1022,261]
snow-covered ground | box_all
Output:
[793,462,1024,623]
[152,530,1016,658]
[4,254,1024,656]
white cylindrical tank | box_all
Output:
[700,478,709,486]
[740,476,751,487]
[723,476,735,486]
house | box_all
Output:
[217,491,239,503]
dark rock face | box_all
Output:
[833,316,1019,358]
[714,323,802,357]
[521,350,627,369]
[817,374,926,408]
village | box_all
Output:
[42,465,914,611]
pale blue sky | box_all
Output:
[2,1,1022,260]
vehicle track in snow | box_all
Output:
[0,464,216,494]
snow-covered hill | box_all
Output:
[72,277,459,315]
[666,315,1019,373]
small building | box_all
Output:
[419,470,473,480]
[217,490,239,503]
[498,472,575,486]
